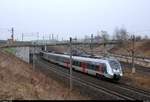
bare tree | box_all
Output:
[101,30,110,42]
[113,27,129,46]
[135,35,142,41]
[84,35,90,43]
[94,34,102,43]
[143,35,149,40]
[113,27,120,40]
[120,28,129,41]
[114,27,129,41]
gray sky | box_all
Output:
[0,0,150,41]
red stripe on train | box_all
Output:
[81,62,87,73]
[65,61,69,68]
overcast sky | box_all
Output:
[0,0,150,41]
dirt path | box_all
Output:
[0,50,90,100]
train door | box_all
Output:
[99,64,104,74]
[64,59,69,68]
[81,62,87,73]
[99,63,107,74]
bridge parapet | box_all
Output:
[0,41,118,48]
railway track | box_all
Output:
[35,56,150,100]
[36,57,133,100]
[121,62,150,75]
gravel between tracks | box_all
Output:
[37,56,150,100]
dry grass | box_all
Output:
[110,40,150,57]
[123,68,150,91]
[0,50,90,100]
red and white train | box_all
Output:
[40,51,123,81]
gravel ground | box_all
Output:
[0,50,90,100]
[122,68,150,91]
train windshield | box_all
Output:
[109,60,121,70]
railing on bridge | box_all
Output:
[0,40,118,48]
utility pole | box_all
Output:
[33,46,35,70]
[43,34,47,51]
[69,37,73,92]
[37,32,39,44]
[49,34,51,40]
[91,34,93,56]
[103,41,107,57]
[43,34,44,44]
[11,27,14,41]
[132,35,135,73]
[57,34,58,41]
[74,36,77,50]
[22,33,24,41]
[52,34,54,40]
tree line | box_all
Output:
[84,27,149,43]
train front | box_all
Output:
[108,59,123,81]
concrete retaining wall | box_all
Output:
[15,47,41,63]
[15,47,30,63]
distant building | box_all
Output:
[0,40,7,45]
[7,39,14,44]
[94,35,103,43]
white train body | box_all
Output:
[40,51,123,81]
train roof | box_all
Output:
[41,51,117,64]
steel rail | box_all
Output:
[116,83,150,97]
[36,59,134,100]
[37,57,150,100]
[81,69,150,100]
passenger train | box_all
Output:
[40,51,123,81]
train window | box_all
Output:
[55,56,58,61]
[98,63,107,73]
[88,64,96,70]
[54,56,57,60]
[94,65,97,70]
[73,61,75,65]
[109,60,120,70]
[78,61,80,67]
[74,61,78,66]
[86,63,90,69]
[62,58,65,62]
[94,65,100,71]
[48,55,51,59]
[73,61,76,65]
[102,64,107,73]
[89,64,93,70]
[62,59,80,67]
[51,55,53,59]
[59,57,61,62]
[59,57,62,62]
[61,58,65,63]
[51,56,54,59]
[57,57,60,61]
[95,65,99,71]
[40,52,43,56]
